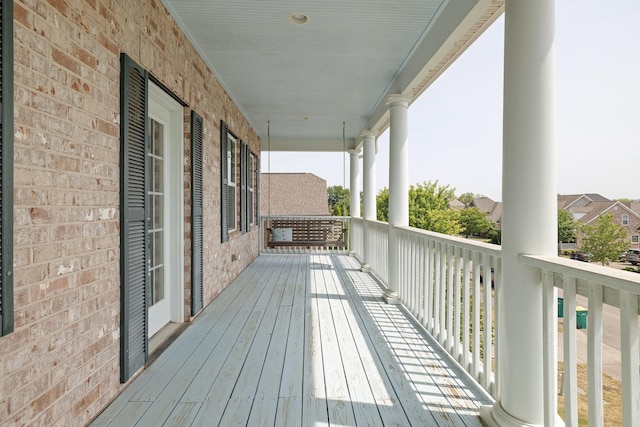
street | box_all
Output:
[557,259,640,381]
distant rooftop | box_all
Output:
[260,173,329,216]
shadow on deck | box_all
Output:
[90,254,492,426]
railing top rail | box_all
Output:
[360,218,388,227]
[520,254,640,295]
[260,215,350,220]
[393,224,502,257]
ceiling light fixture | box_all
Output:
[288,12,309,25]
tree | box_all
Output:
[328,185,350,216]
[557,209,577,251]
[579,213,629,265]
[459,207,493,238]
[409,182,461,234]
[377,181,461,235]
[376,188,389,222]
[488,228,501,245]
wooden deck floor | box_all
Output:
[91,254,492,426]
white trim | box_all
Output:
[148,82,185,335]
[564,194,594,210]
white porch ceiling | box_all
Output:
[160,0,504,151]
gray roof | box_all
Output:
[470,197,502,225]
[260,173,329,216]
[558,194,611,210]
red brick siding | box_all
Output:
[575,207,640,251]
[610,209,640,251]
[1,1,260,425]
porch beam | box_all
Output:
[385,95,410,304]
[260,137,357,152]
[481,0,557,426]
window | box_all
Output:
[622,214,629,226]
[220,122,256,240]
[1,0,14,337]
[248,153,255,226]
[633,235,639,244]
[220,121,239,242]
[227,134,237,232]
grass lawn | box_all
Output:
[557,361,623,426]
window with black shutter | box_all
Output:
[0,0,14,337]
[248,152,255,227]
[240,141,247,234]
[221,122,242,241]
[255,156,260,228]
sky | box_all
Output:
[261,0,640,202]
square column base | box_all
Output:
[382,289,400,305]
[480,403,561,427]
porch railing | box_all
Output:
[393,225,500,397]
[361,219,390,285]
[522,254,640,427]
[354,219,640,425]
[259,215,351,254]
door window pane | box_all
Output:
[148,118,166,307]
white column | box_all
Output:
[349,149,361,219]
[349,148,362,257]
[481,1,556,426]
[385,94,410,304]
[361,131,376,271]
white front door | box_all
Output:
[148,83,184,338]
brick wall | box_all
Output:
[608,207,640,251]
[1,1,260,425]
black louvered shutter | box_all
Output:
[220,121,229,242]
[120,53,149,382]
[240,141,247,234]
[191,111,204,315]
[0,0,14,337]
[255,156,260,229]
[247,151,254,228]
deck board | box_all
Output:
[90,254,491,427]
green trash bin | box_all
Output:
[558,297,564,318]
[576,306,588,329]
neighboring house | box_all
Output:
[469,197,503,229]
[559,194,640,250]
[260,173,330,216]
